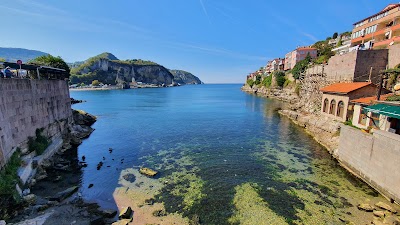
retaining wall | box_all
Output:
[0,79,72,168]
[337,125,400,203]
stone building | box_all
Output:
[320,82,391,122]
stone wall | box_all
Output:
[388,44,400,69]
[0,79,72,168]
[337,125,400,203]
[306,50,389,84]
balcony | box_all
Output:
[373,36,400,49]
[352,23,400,44]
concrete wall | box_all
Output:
[306,50,388,84]
[0,79,72,168]
[337,125,400,203]
[389,44,400,69]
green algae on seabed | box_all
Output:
[229,183,288,225]
[254,137,399,224]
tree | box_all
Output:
[274,71,286,87]
[92,80,100,86]
[30,54,70,74]
[291,54,312,79]
[332,32,338,39]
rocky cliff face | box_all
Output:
[169,70,203,85]
[70,53,202,87]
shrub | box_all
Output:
[262,75,272,87]
[92,80,100,86]
[0,150,21,199]
[254,75,262,86]
[274,71,286,87]
[28,129,51,155]
[283,79,291,87]
[387,95,400,101]
[247,79,254,87]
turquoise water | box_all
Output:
[71,84,388,225]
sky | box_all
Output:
[0,0,396,83]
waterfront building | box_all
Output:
[350,94,400,134]
[284,47,317,71]
[351,3,400,50]
[320,82,391,122]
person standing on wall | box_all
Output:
[4,67,13,78]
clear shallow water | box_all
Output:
[71,84,389,224]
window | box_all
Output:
[370,112,380,128]
[323,98,329,113]
[337,101,345,118]
[330,100,336,115]
[358,107,367,125]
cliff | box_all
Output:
[70,53,201,87]
[169,70,203,85]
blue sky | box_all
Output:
[0,0,395,83]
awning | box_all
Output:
[363,104,400,119]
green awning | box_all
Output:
[363,104,400,119]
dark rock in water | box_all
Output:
[23,194,37,205]
[109,148,113,153]
[118,206,133,219]
[102,209,118,218]
[73,110,97,126]
[123,174,136,183]
[144,198,155,205]
[90,216,105,225]
[88,184,94,188]
[82,155,86,161]
[357,203,375,212]
[152,209,167,217]
[375,202,397,213]
[103,157,105,160]
[50,186,79,202]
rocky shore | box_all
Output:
[241,84,341,153]
[0,109,121,225]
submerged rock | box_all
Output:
[50,186,79,202]
[373,210,386,218]
[139,167,158,177]
[118,207,133,219]
[375,202,397,213]
[122,174,136,183]
[358,203,375,212]
[102,209,117,218]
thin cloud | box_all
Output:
[199,0,212,24]
[166,41,268,61]
[300,32,319,42]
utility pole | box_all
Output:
[377,73,384,101]
[369,67,373,82]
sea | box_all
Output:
[70,84,391,224]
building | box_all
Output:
[320,82,391,122]
[267,58,285,73]
[284,47,317,71]
[331,35,352,55]
[350,94,397,131]
[351,4,400,50]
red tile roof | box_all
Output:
[351,94,394,105]
[320,82,372,94]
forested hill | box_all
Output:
[0,48,48,62]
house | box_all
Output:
[284,47,317,71]
[351,3,400,49]
[320,82,391,122]
[331,35,352,55]
[351,97,400,134]
[270,58,285,73]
